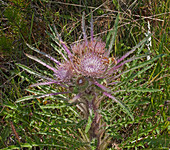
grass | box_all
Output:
[0,0,169,149]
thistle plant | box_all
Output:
[16,13,163,149]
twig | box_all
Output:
[10,121,21,143]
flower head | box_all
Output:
[74,52,108,77]
[54,62,73,82]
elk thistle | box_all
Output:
[21,13,152,150]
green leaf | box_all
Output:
[76,120,87,129]
[0,126,11,144]
[46,31,59,45]
[15,95,39,103]
[51,43,67,59]
[15,94,52,103]
[26,43,49,57]
[26,43,60,64]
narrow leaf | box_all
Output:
[90,10,94,41]
[47,25,73,58]
[26,43,61,65]
[126,88,163,92]
[51,43,67,61]
[107,14,119,54]
[113,54,164,80]
[15,92,69,103]
[25,53,58,73]
[16,63,55,81]
[118,64,154,86]
[82,12,88,46]
[103,92,134,121]
[30,81,59,87]
[108,54,148,75]
[40,104,67,109]
[117,33,153,64]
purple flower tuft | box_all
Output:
[75,52,108,77]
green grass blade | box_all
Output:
[126,88,163,93]
[106,14,119,54]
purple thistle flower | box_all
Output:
[74,52,108,78]
[71,38,109,78]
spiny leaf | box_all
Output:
[117,33,153,64]
[51,42,67,61]
[108,54,149,75]
[113,54,165,80]
[119,64,154,86]
[46,31,70,57]
[15,92,69,103]
[26,43,60,65]
[103,92,134,121]
[25,53,58,73]
[2,143,68,149]
[16,63,55,81]
[40,104,67,109]
[3,103,17,110]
